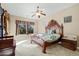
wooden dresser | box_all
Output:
[0,35,16,56]
[61,36,77,51]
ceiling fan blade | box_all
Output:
[40,10,43,12]
[32,14,36,17]
[40,13,46,16]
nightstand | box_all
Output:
[61,35,77,51]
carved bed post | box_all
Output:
[61,24,64,36]
[42,41,47,53]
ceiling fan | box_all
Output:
[32,6,46,18]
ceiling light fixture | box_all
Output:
[32,6,46,18]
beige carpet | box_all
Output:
[15,39,79,56]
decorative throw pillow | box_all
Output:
[47,29,52,34]
[51,30,56,34]
[50,35,56,40]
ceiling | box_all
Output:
[2,3,77,19]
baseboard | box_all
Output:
[77,47,79,49]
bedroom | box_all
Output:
[0,3,79,56]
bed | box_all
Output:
[31,20,63,53]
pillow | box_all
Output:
[47,29,52,34]
[46,29,56,34]
[51,30,56,34]
[36,33,43,37]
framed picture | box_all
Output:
[64,16,72,23]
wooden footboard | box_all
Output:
[31,35,45,47]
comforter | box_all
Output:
[35,33,60,42]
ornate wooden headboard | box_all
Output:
[45,19,64,36]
